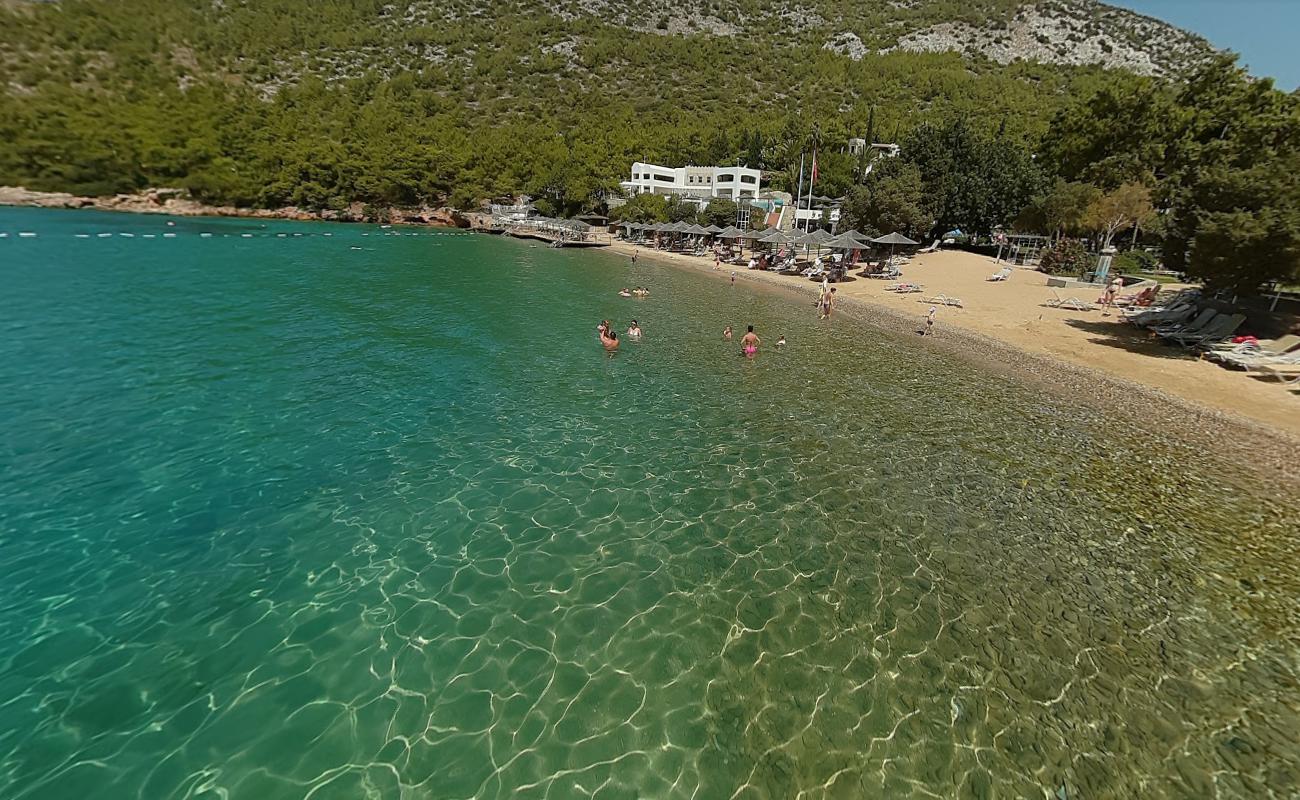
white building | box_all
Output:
[620,162,763,203]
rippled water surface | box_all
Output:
[1,208,1297,799]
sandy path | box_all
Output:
[610,241,1300,441]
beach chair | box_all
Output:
[1248,363,1300,385]
[918,239,941,254]
[1236,348,1300,372]
[1124,302,1195,328]
[923,294,963,307]
[1209,336,1300,367]
[987,267,1012,281]
[1166,314,1245,347]
[1151,308,1217,337]
[1045,291,1095,311]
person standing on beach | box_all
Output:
[631,250,638,264]
[740,325,760,357]
[819,287,836,320]
[1102,276,1123,316]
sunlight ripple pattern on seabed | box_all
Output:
[0,208,1296,799]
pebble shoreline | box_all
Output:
[611,241,1300,486]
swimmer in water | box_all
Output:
[730,271,736,286]
[597,320,610,339]
[776,334,786,347]
[601,328,619,351]
[619,287,632,297]
[627,320,642,339]
[740,325,760,357]
[723,326,733,341]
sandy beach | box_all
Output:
[611,240,1300,469]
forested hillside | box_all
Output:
[1,0,1212,212]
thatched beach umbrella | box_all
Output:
[871,231,919,264]
[704,224,724,234]
[717,226,743,239]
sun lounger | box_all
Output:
[1248,363,1300,385]
[987,267,1012,281]
[923,295,963,307]
[1165,314,1245,347]
[1045,291,1095,311]
[1151,307,1215,334]
[885,282,924,293]
[917,239,941,254]
[1204,334,1300,362]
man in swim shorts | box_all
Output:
[819,287,836,320]
[601,328,619,351]
[740,325,760,357]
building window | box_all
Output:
[717,173,734,183]
[740,175,756,184]
[654,174,674,183]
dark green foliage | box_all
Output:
[839,160,932,239]
[1039,238,1091,276]
[1161,57,1300,294]
[701,198,738,228]
[1033,56,1300,295]
[611,193,669,223]
[901,120,1044,238]
[1114,249,1159,273]
[0,0,1106,214]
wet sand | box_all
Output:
[610,241,1300,482]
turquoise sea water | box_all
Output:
[1,207,1297,799]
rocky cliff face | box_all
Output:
[884,2,1212,78]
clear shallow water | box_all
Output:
[1,207,1297,799]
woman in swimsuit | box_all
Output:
[740,325,760,357]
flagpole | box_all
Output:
[805,148,817,232]
[793,152,805,232]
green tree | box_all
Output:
[701,197,738,228]
[1084,182,1156,249]
[902,120,1043,238]
[1162,57,1300,293]
[839,160,932,239]
[1039,238,1091,276]
[1017,179,1101,240]
[610,192,669,222]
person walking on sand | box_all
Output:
[924,305,936,336]
[1102,276,1123,316]
[740,325,760,357]
[723,325,733,341]
[819,287,836,320]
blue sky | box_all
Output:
[1109,1,1297,89]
